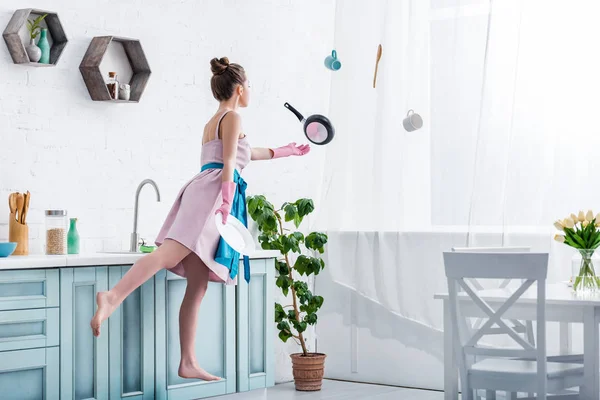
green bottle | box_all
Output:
[67,218,80,254]
[37,28,50,64]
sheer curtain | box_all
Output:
[318,0,600,361]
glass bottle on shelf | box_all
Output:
[107,72,119,100]
[67,218,80,254]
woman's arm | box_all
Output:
[220,112,241,182]
[251,147,274,161]
[215,112,241,223]
[251,143,310,161]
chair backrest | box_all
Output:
[444,252,548,390]
[451,246,531,290]
[451,246,531,253]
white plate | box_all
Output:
[214,213,256,256]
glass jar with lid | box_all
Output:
[45,210,67,255]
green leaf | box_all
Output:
[309,257,323,275]
[248,196,259,215]
[277,320,291,332]
[294,214,303,228]
[305,313,318,325]
[294,255,311,276]
[281,234,301,254]
[275,260,290,275]
[284,203,298,223]
[296,199,315,217]
[276,275,292,296]
[291,319,308,333]
[313,295,324,309]
[287,310,296,321]
[275,303,286,322]
[279,330,293,342]
[305,232,328,253]
[291,232,305,243]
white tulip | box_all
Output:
[554,234,565,243]
[583,220,590,228]
[564,218,575,228]
[578,211,586,222]
[587,210,595,222]
[571,213,579,223]
[554,220,565,231]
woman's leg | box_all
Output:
[177,255,220,381]
[90,239,191,336]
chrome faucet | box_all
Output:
[130,179,161,252]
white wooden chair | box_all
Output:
[444,252,584,399]
[451,247,534,344]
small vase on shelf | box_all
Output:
[37,29,50,64]
[26,39,42,62]
[67,218,80,255]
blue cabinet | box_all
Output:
[0,257,275,399]
[108,266,155,400]
[0,308,59,352]
[0,269,59,310]
[236,258,275,392]
[0,347,59,400]
[154,269,236,400]
[60,267,109,400]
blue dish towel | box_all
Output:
[201,162,250,283]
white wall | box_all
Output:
[0,0,335,383]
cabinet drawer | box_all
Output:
[0,308,59,351]
[0,270,59,310]
[0,347,60,400]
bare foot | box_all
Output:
[178,360,221,381]
[90,291,115,337]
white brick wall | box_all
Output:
[0,0,335,382]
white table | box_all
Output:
[435,284,600,400]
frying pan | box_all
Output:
[284,102,335,145]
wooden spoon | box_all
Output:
[8,194,16,217]
[22,191,30,224]
[373,44,382,88]
[16,193,24,224]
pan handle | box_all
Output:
[284,102,305,122]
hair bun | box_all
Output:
[210,57,230,76]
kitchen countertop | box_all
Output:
[0,250,280,270]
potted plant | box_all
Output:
[247,195,328,391]
[25,14,47,63]
[554,210,600,292]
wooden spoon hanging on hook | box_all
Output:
[373,44,382,88]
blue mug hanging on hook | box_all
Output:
[324,50,342,71]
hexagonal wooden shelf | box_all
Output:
[2,8,68,66]
[79,36,151,103]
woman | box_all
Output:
[90,57,310,381]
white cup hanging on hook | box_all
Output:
[403,109,423,132]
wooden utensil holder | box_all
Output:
[9,213,28,255]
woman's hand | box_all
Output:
[215,182,236,223]
[271,142,311,159]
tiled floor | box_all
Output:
[217,380,443,399]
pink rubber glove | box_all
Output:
[215,182,236,223]
[271,142,311,159]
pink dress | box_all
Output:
[155,111,251,285]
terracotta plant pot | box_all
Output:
[290,353,326,391]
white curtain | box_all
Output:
[318,0,600,361]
